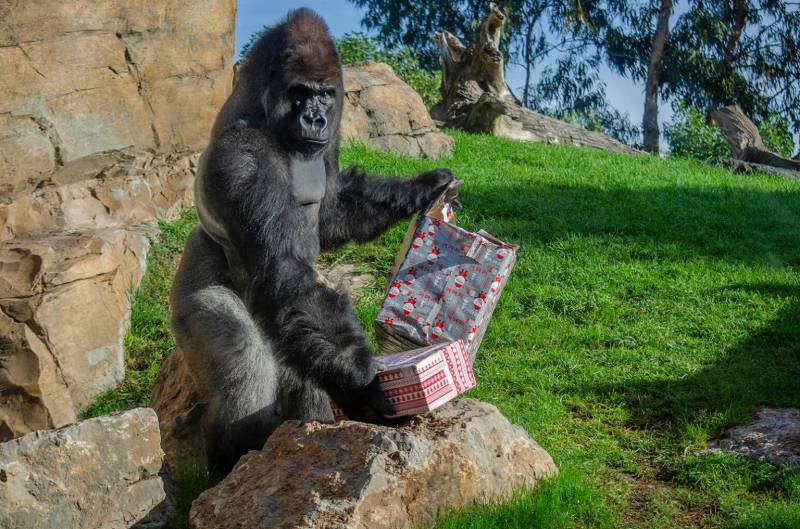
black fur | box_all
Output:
[171,8,455,476]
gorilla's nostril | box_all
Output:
[314,117,327,130]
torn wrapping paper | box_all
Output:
[330,340,475,420]
[374,185,517,361]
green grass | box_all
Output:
[89,131,800,528]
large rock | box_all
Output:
[0,0,235,198]
[0,148,197,241]
[0,228,151,440]
[189,399,558,529]
[0,0,235,440]
[703,407,800,467]
[0,408,167,529]
[341,61,453,159]
[149,347,206,472]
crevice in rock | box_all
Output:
[16,44,46,79]
[0,301,70,393]
[89,187,113,216]
[117,32,161,150]
[29,114,64,167]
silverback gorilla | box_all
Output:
[170,8,457,475]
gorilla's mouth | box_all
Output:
[301,137,329,146]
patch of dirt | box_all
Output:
[621,473,715,529]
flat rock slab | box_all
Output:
[704,408,800,467]
[190,398,557,529]
[0,408,167,529]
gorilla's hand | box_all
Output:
[414,169,462,212]
[335,374,393,424]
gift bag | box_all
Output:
[375,185,517,361]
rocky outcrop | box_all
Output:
[0,0,235,198]
[0,148,197,242]
[0,228,150,440]
[0,408,167,529]
[189,399,558,529]
[0,0,235,440]
[341,61,453,159]
[0,146,201,443]
[703,408,800,467]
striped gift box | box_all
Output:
[331,340,475,420]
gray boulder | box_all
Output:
[0,408,168,529]
[704,407,800,467]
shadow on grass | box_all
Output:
[589,282,800,430]
[464,180,800,433]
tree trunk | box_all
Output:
[724,0,747,66]
[431,2,512,125]
[431,3,639,156]
[522,22,534,107]
[642,0,673,154]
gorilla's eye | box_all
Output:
[287,85,309,105]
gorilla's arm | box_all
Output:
[202,134,389,420]
[318,164,454,251]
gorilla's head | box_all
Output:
[239,9,344,155]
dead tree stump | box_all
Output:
[710,105,800,179]
[430,3,637,155]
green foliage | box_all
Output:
[529,50,640,146]
[335,32,441,108]
[172,462,215,528]
[435,467,615,529]
[664,102,729,161]
[758,115,795,159]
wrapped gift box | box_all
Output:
[374,186,517,361]
[331,339,475,420]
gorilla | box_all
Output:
[170,8,457,475]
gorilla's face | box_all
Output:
[286,82,336,145]
[266,73,339,154]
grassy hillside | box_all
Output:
[90,131,800,528]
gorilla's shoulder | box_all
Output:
[213,121,269,152]
[206,123,288,180]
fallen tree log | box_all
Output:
[709,105,800,176]
[430,2,637,156]
[721,159,800,181]
[460,93,639,154]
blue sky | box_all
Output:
[234,0,667,137]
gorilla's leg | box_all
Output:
[171,227,281,475]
